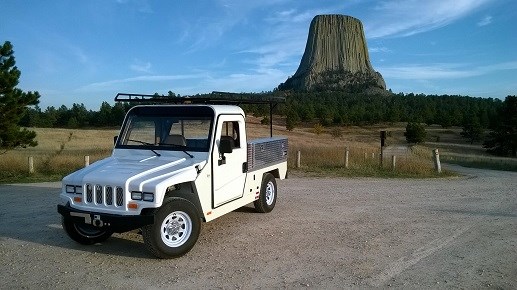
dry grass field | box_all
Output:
[2,115,515,183]
[0,128,117,182]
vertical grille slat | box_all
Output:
[95,185,103,204]
[106,186,113,205]
[116,187,124,206]
[86,184,93,203]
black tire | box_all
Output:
[62,217,113,245]
[142,198,201,259]
[254,173,277,213]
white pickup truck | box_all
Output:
[57,94,288,258]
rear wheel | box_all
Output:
[254,173,277,213]
[142,198,201,258]
[62,217,113,245]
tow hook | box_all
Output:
[93,215,104,227]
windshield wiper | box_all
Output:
[127,139,154,146]
[182,150,194,159]
[127,139,161,156]
[158,143,194,158]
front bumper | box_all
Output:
[57,204,154,233]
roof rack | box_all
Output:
[114,92,286,137]
[114,92,284,105]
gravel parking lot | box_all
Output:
[1,165,516,289]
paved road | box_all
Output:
[0,165,516,289]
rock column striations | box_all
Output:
[278,14,386,93]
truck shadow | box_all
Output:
[233,205,257,213]
[0,184,154,259]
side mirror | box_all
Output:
[114,136,118,145]
[219,138,233,154]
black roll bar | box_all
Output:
[114,92,285,137]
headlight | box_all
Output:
[131,191,142,200]
[143,192,154,202]
[66,185,82,194]
[131,191,154,202]
[65,185,76,193]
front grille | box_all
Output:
[84,184,124,208]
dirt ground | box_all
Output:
[0,165,516,289]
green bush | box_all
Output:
[405,122,426,144]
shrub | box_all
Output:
[405,122,426,144]
[313,123,324,135]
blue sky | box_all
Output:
[1,0,516,109]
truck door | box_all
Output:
[212,116,246,207]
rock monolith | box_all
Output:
[278,14,386,93]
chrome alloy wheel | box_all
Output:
[160,211,192,247]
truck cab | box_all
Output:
[58,99,287,258]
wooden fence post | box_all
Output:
[84,155,90,167]
[433,149,442,173]
[392,155,396,170]
[296,151,301,168]
[28,156,34,174]
[379,151,383,167]
[344,147,349,169]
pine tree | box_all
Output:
[0,41,40,153]
[483,96,517,156]
[404,122,426,144]
[285,109,299,131]
[461,114,483,144]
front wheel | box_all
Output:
[142,198,201,259]
[254,173,277,213]
[62,217,113,245]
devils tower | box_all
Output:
[278,14,386,93]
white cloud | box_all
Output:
[369,47,391,53]
[130,59,152,73]
[364,0,494,38]
[181,0,293,52]
[378,61,517,80]
[477,15,492,26]
[265,8,324,24]
[203,68,288,93]
[68,46,88,64]
[244,6,343,71]
[77,74,206,92]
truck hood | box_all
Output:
[63,154,205,193]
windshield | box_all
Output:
[117,106,214,152]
